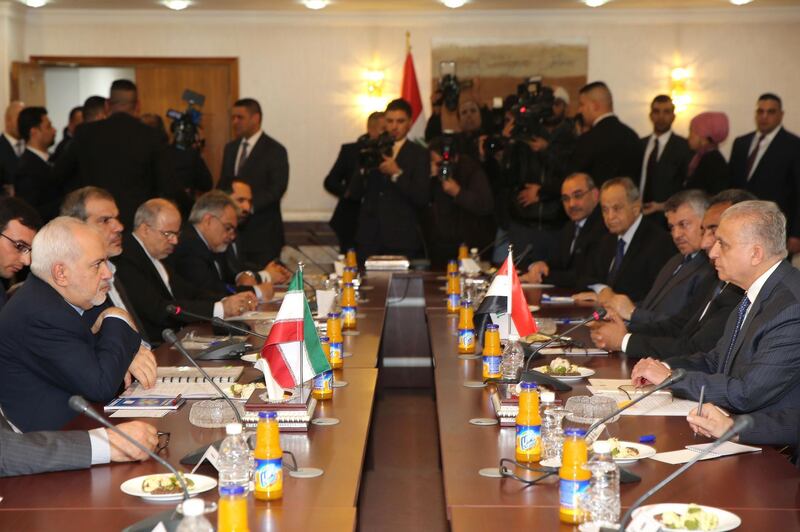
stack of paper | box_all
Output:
[651,442,762,464]
[587,378,697,416]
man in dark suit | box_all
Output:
[349,98,430,259]
[168,190,266,307]
[570,82,642,186]
[0,101,25,196]
[324,111,385,252]
[589,189,757,358]
[218,98,288,265]
[639,95,693,218]
[601,190,716,328]
[0,197,41,309]
[573,177,676,303]
[729,93,800,254]
[53,79,173,227]
[522,172,607,289]
[13,106,61,222]
[115,199,254,344]
[632,201,800,419]
[51,106,83,162]
[0,217,156,432]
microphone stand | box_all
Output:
[521,308,608,375]
[166,304,267,339]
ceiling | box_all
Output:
[23,0,800,11]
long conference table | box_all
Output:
[1,271,799,531]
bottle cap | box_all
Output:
[540,391,555,403]
[470,247,478,254]
[320,336,330,343]
[219,485,246,496]
[225,423,242,435]
[181,497,206,517]
[328,312,341,318]
[520,381,538,390]
[564,428,586,437]
[344,282,354,288]
[486,323,499,331]
[258,411,278,420]
[592,440,612,454]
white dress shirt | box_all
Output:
[639,130,673,194]
[747,126,782,180]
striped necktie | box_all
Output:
[719,295,751,374]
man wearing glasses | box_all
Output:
[521,172,606,289]
[0,197,41,309]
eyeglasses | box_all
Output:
[156,431,170,454]
[0,233,32,255]
[560,189,592,203]
[211,215,237,235]
[498,458,558,486]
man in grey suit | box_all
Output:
[631,201,800,418]
[0,409,157,477]
[600,189,716,328]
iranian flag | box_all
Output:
[259,269,331,390]
[474,250,538,341]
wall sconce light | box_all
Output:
[364,70,385,97]
[670,66,692,113]
[356,69,389,118]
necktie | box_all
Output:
[569,223,582,256]
[745,134,765,180]
[235,141,249,176]
[643,137,659,202]
[719,295,751,374]
[608,238,626,283]
[14,140,23,157]
[671,254,692,277]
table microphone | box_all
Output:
[512,244,533,269]
[584,369,687,438]
[614,415,754,532]
[166,304,267,339]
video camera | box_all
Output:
[167,89,205,151]
[434,61,473,112]
[437,132,457,182]
[357,131,394,172]
[483,76,555,156]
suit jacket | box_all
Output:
[629,251,717,328]
[13,150,61,221]
[730,128,800,237]
[113,234,220,345]
[684,149,729,195]
[0,134,20,189]
[581,216,676,302]
[324,142,361,252]
[667,261,800,416]
[0,411,91,477]
[350,139,430,259]
[0,275,141,432]
[53,112,174,227]
[570,115,643,186]
[51,132,73,163]
[741,408,800,449]
[639,133,692,203]
[626,281,743,360]
[544,207,607,289]
[218,132,289,264]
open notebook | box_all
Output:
[115,366,244,400]
[587,378,697,416]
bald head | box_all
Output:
[133,198,182,260]
[5,101,25,138]
[578,82,613,126]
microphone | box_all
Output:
[512,244,533,269]
[522,308,608,374]
[585,369,687,438]
[166,304,267,339]
[68,395,190,500]
[162,329,243,426]
[616,414,754,531]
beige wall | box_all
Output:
[6,4,800,219]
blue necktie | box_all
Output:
[672,254,692,277]
[719,295,751,373]
[608,238,625,282]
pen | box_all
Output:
[171,394,182,406]
[697,385,706,417]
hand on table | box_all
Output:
[605,293,636,321]
[522,261,549,283]
[265,261,291,284]
[124,346,157,389]
[572,291,598,302]
[222,292,258,318]
[589,311,628,351]
[630,357,672,387]
[107,421,158,462]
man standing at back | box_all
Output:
[53,79,173,227]
[218,98,288,265]
[0,101,25,196]
[570,81,642,186]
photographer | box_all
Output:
[348,98,429,260]
[423,134,494,268]
[324,112,385,252]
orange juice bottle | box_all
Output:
[341,283,357,330]
[559,428,590,524]
[217,485,250,532]
[345,248,357,268]
[342,267,356,285]
[458,243,469,261]
[515,381,542,462]
[457,301,476,354]
[446,259,458,275]
[314,336,335,399]
[326,312,344,369]
[446,273,461,313]
[482,323,502,379]
[253,411,282,501]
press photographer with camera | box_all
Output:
[348,98,429,260]
[423,134,494,268]
[323,112,385,252]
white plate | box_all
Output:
[534,366,595,382]
[120,474,217,502]
[241,353,258,363]
[610,441,657,464]
[632,503,741,531]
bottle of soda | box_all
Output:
[253,411,283,501]
[515,381,542,463]
[458,243,469,261]
[446,272,461,314]
[345,248,357,268]
[216,485,250,532]
[313,336,334,400]
[559,428,590,524]
[447,259,458,275]
[326,312,344,369]
[177,498,214,532]
[482,323,502,379]
[341,282,357,330]
[342,266,356,285]
[457,300,476,354]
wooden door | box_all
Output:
[10,62,46,106]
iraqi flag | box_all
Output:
[401,48,426,141]
[475,250,538,342]
[258,269,331,391]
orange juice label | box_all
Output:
[457,328,475,352]
[483,356,501,379]
[254,457,282,494]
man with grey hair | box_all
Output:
[0,217,157,432]
[601,189,716,327]
[632,200,800,419]
[169,190,269,303]
[574,177,675,303]
[115,198,253,344]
